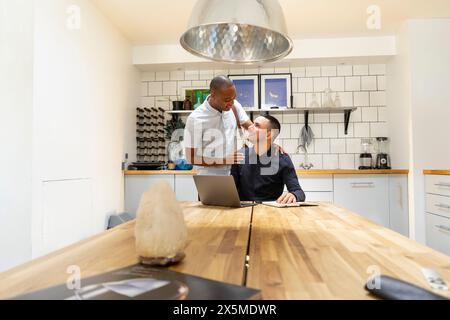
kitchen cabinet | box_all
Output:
[388,175,409,236]
[334,175,390,228]
[125,175,175,217]
[174,175,198,202]
[425,175,450,256]
[298,174,334,202]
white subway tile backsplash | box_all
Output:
[323,154,339,169]
[337,64,353,76]
[370,91,386,106]
[370,122,388,137]
[148,82,163,96]
[155,71,170,81]
[290,67,305,77]
[377,76,386,91]
[170,70,184,81]
[361,107,378,122]
[199,70,214,80]
[353,65,369,76]
[299,78,313,92]
[283,113,299,124]
[345,76,361,91]
[329,77,345,92]
[361,76,377,91]
[314,77,329,92]
[314,139,330,153]
[185,70,199,80]
[283,139,299,153]
[330,139,346,154]
[321,66,337,77]
[141,82,148,96]
[338,123,354,138]
[322,123,338,138]
[378,107,387,122]
[293,93,306,108]
[354,92,369,107]
[142,72,155,81]
[369,64,386,75]
[163,81,177,96]
[141,96,155,107]
[338,92,353,107]
[354,123,370,137]
[346,138,362,153]
[306,66,321,77]
[140,62,388,169]
[339,154,356,169]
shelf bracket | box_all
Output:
[304,110,310,132]
[344,110,352,135]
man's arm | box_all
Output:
[279,156,306,203]
[185,148,244,167]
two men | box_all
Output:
[184,76,305,204]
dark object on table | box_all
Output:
[172,101,184,111]
[365,275,448,300]
[139,252,186,267]
[128,162,165,171]
[107,212,133,229]
[12,264,261,300]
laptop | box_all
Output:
[193,175,255,208]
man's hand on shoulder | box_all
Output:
[276,192,297,204]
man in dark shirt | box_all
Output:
[231,115,305,204]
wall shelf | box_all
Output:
[166,107,357,135]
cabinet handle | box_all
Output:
[351,182,375,188]
[435,183,450,188]
[435,225,450,233]
[436,203,450,210]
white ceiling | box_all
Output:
[92,0,450,45]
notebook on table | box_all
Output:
[261,201,319,208]
[11,264,261,300]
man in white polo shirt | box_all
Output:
[184,75,253,175]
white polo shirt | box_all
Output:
[184,97,250,175]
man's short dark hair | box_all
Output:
[210,75,234,92]
[260,114,281,139]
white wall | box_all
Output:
[387,19,450,243]
[0,0,34,271]
[30,0,140,257]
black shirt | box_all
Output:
[231,146,306,202]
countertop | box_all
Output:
[423,170,450,175]
[125,169,409,176]
[1,202,449,300]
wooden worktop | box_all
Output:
[0,203,252,300]
[1,202,448,300]
[424,170,450,175]
[125,169,409,176]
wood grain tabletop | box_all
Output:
[247,203,450,299]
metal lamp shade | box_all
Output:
[180,0,293,64]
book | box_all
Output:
[262,201,319,208]
[11,264,261,300]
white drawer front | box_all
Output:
[334,175,389,227]
[298,175,333,192]
[305,192,333,203]
[426,213,450,256]
[426,193,450,219]
[426,175,450,197]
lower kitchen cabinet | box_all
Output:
[388,175,409,236]
[125,175,175,217]
[426,213,450,256]
[298,174,334,202]
[334,175,390,228]
[174,175,198,202]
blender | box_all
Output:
[375,137,391,169]
[359,138,373,170]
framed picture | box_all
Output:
[181,87,210,109]
[260,73,293,110]
[228,74,259,110]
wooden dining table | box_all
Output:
[0,202,449,300]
